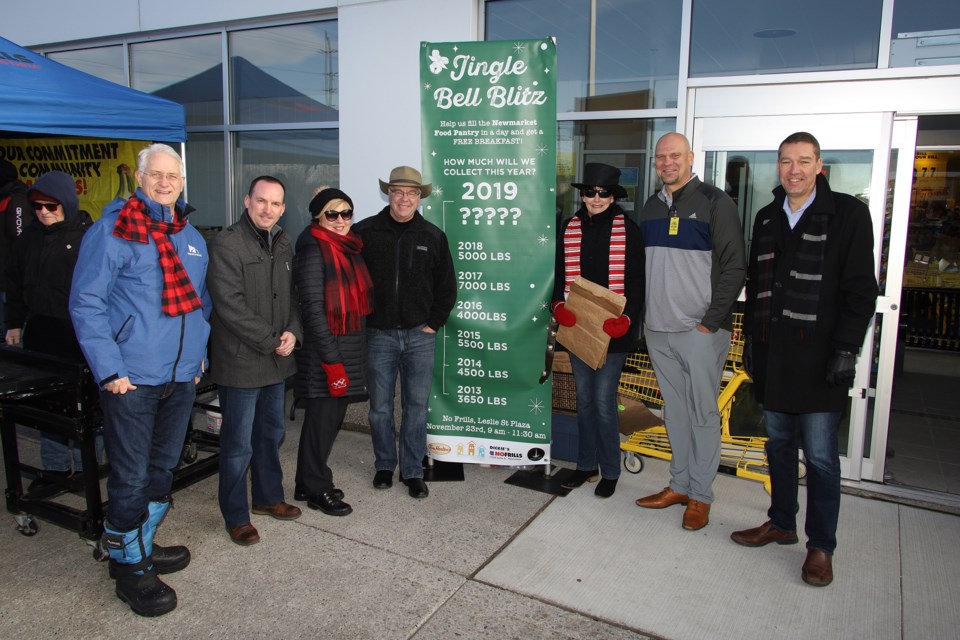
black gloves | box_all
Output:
[826,350,857,388]
[742,337,753,379]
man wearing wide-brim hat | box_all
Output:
[353,166,456,499]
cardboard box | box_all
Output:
[617,393,662,435]
[556,277,626,369]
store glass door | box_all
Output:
[691,113,895,481]
[879,116,960,495]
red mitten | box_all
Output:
[603,315,630,338]
[553,302,577,327]
[322,362,349,397]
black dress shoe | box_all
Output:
[373,470,393,489]
[560,469,599,490]
[402,477,429,499]
[295,486,343,502]
[307,491,353,516]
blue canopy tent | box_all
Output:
[0,36,185,141]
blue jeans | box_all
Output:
[40,432,104,472]
[217,383,287,528]
[367,326,436,480]
[100,381,196,531]
[569,351,627,480]
[764,410,841,554]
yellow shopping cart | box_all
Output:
[618,313,788,494]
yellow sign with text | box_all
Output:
[0,137,141,220]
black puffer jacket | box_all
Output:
[5,211,92,358]
[292,226,368,399]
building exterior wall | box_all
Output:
[1,0,476,217]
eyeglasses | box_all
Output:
[390,189,421,199]
[581,188,613,198]
[32,202,60,212]
[144,171,182,183]
[323,209,353,221]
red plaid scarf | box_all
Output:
[310,224,373,335]
[112,196,203,317]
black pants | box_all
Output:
[295,397,348,494]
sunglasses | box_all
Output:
[581,189,613,198]
[323,209,353,221]
[32,202,60,212]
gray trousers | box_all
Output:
[644,326,731,503]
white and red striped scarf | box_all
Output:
[562,214,626,296]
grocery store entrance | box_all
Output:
[884,115,960,496]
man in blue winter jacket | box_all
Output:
[69,143,211,617]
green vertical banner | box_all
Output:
[420,38,557,467]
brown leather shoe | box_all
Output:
[635,487,690,509]
[682,499,710,530]
[227,522,260,546]
[251,502,302,520]
[802,548,834,586]
[731,521,799,547]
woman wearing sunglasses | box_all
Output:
[292,188,373,516]
[552,163,644,498]
[5,170,99,485]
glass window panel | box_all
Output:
[702,149,873,253]
[557,118,675,217]
[235,130,340,234]
[485,0,680,112]
[131,34,223,126]
[229,22,338,125]
[690,0,882,77]
[183,133,226,237]
[906,149,960,268]
[485,0,588,114]
[592,1,681,110]
[892,0,960,35]
[890,0,960,68]
[47,46,126,85]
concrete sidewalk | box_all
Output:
[1,407,958,639]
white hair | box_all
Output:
[137,143,185,178]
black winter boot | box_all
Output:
[103,519,177,617]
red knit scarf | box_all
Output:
[562,213,627,295]
[309,224,374,335]
[112,195,202,317]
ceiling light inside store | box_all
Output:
[753,28,797,39]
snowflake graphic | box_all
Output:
[539,301,550,311]
[528,398,545,415]
[536,145,549,157]
[513,42,527,55]
[423,82,432,90]
[537,234,549,246]
[428,49,449,75]
[434,186,444,198]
